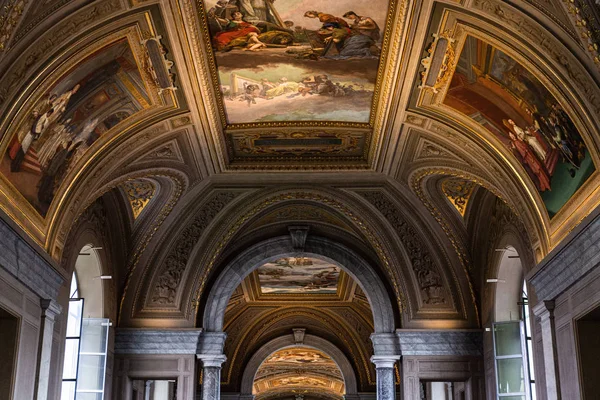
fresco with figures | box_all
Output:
[444,36,596,217]
[255,347,343,383]
[0,40,150,217]
[257,257,340,294]
[202,0,390,124]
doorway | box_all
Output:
[0,306,19,400]
[576,305,600,400]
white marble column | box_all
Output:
[371,356,399,400]
[533,300,561,400]
[34,299,62,400]
[199,355,227,400]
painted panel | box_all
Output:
[257,257,340,294]
[444,36,595,218]
[203,0,390,124]
[0,40,150,217]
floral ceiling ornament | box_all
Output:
[122,179,156,219]
[441,178,478,217]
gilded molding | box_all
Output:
[0,0,122,109]
[0,0,28,52]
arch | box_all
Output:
[203,235,396,333]
[240,334,358,396]
[493,245,523,322]
[73,244,104,318]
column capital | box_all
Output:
[370,333,401,356]
[197,354,227,368]
[40,299,62,319]
[371,355,400,369]
[197,331,227,355]
[533,299,555,317]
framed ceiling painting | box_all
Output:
[416,17,599,233]
[197,0,398,165]
[0,38,152,218]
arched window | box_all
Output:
[61,245,110,400]
[492,247,535,400]
[61,273,84,400]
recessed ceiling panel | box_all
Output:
[203,0,389,124]
[257,257,340,294]
[1,39,152,217]
[443,35,596,218]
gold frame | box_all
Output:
[415,10,600,253]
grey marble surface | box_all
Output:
[531,210,600,300]
[115,329,203,354]
[0,218,63,300]
[397,330,483,356]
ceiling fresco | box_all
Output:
[254,347,345,399]
[443,36,596,218]
[203,0,389,124]
[0,39,150,217]
[257,257,340,294]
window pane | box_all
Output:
[527,340,535,377]
[70,274,78,299]
[66,300,83,337]
[62,339,80,380]
[61,381,76,400]
[497,358,525,394]
[75,393,103,400]
[80,319,108,354]
[77,355,106,391]
[495,322,522,356]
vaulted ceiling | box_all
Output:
[0,0,599,335]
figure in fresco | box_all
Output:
[264,77,299,98]
[343,11,381,41]
[259,78,276,98]
[303,11,349,29]
[10,110,52,172]
[508,130,551,192]
[221,30,293,51]
[36,118,74,169]
[212,11,261,50]
[237,0,275,24]
[506,119,547,162]
[320,23,378,59]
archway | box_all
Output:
[490,245,536,399]
[198,233,400,400]
[62,244,110,400]
[240,333,359,398]
[202,235,395,333]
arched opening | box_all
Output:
[253,346,344,400]
[239,333,359,399]
[199,235,398,400]
[61,245,110,400]
[491,246,536,400]
[202,236,396,334]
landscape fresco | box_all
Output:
[0,40,149,216]
[203,0,390,123]
[257,257,340,294]
[444,36,595,217]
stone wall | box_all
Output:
[530,207,600,400]
[0,215,65,400]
